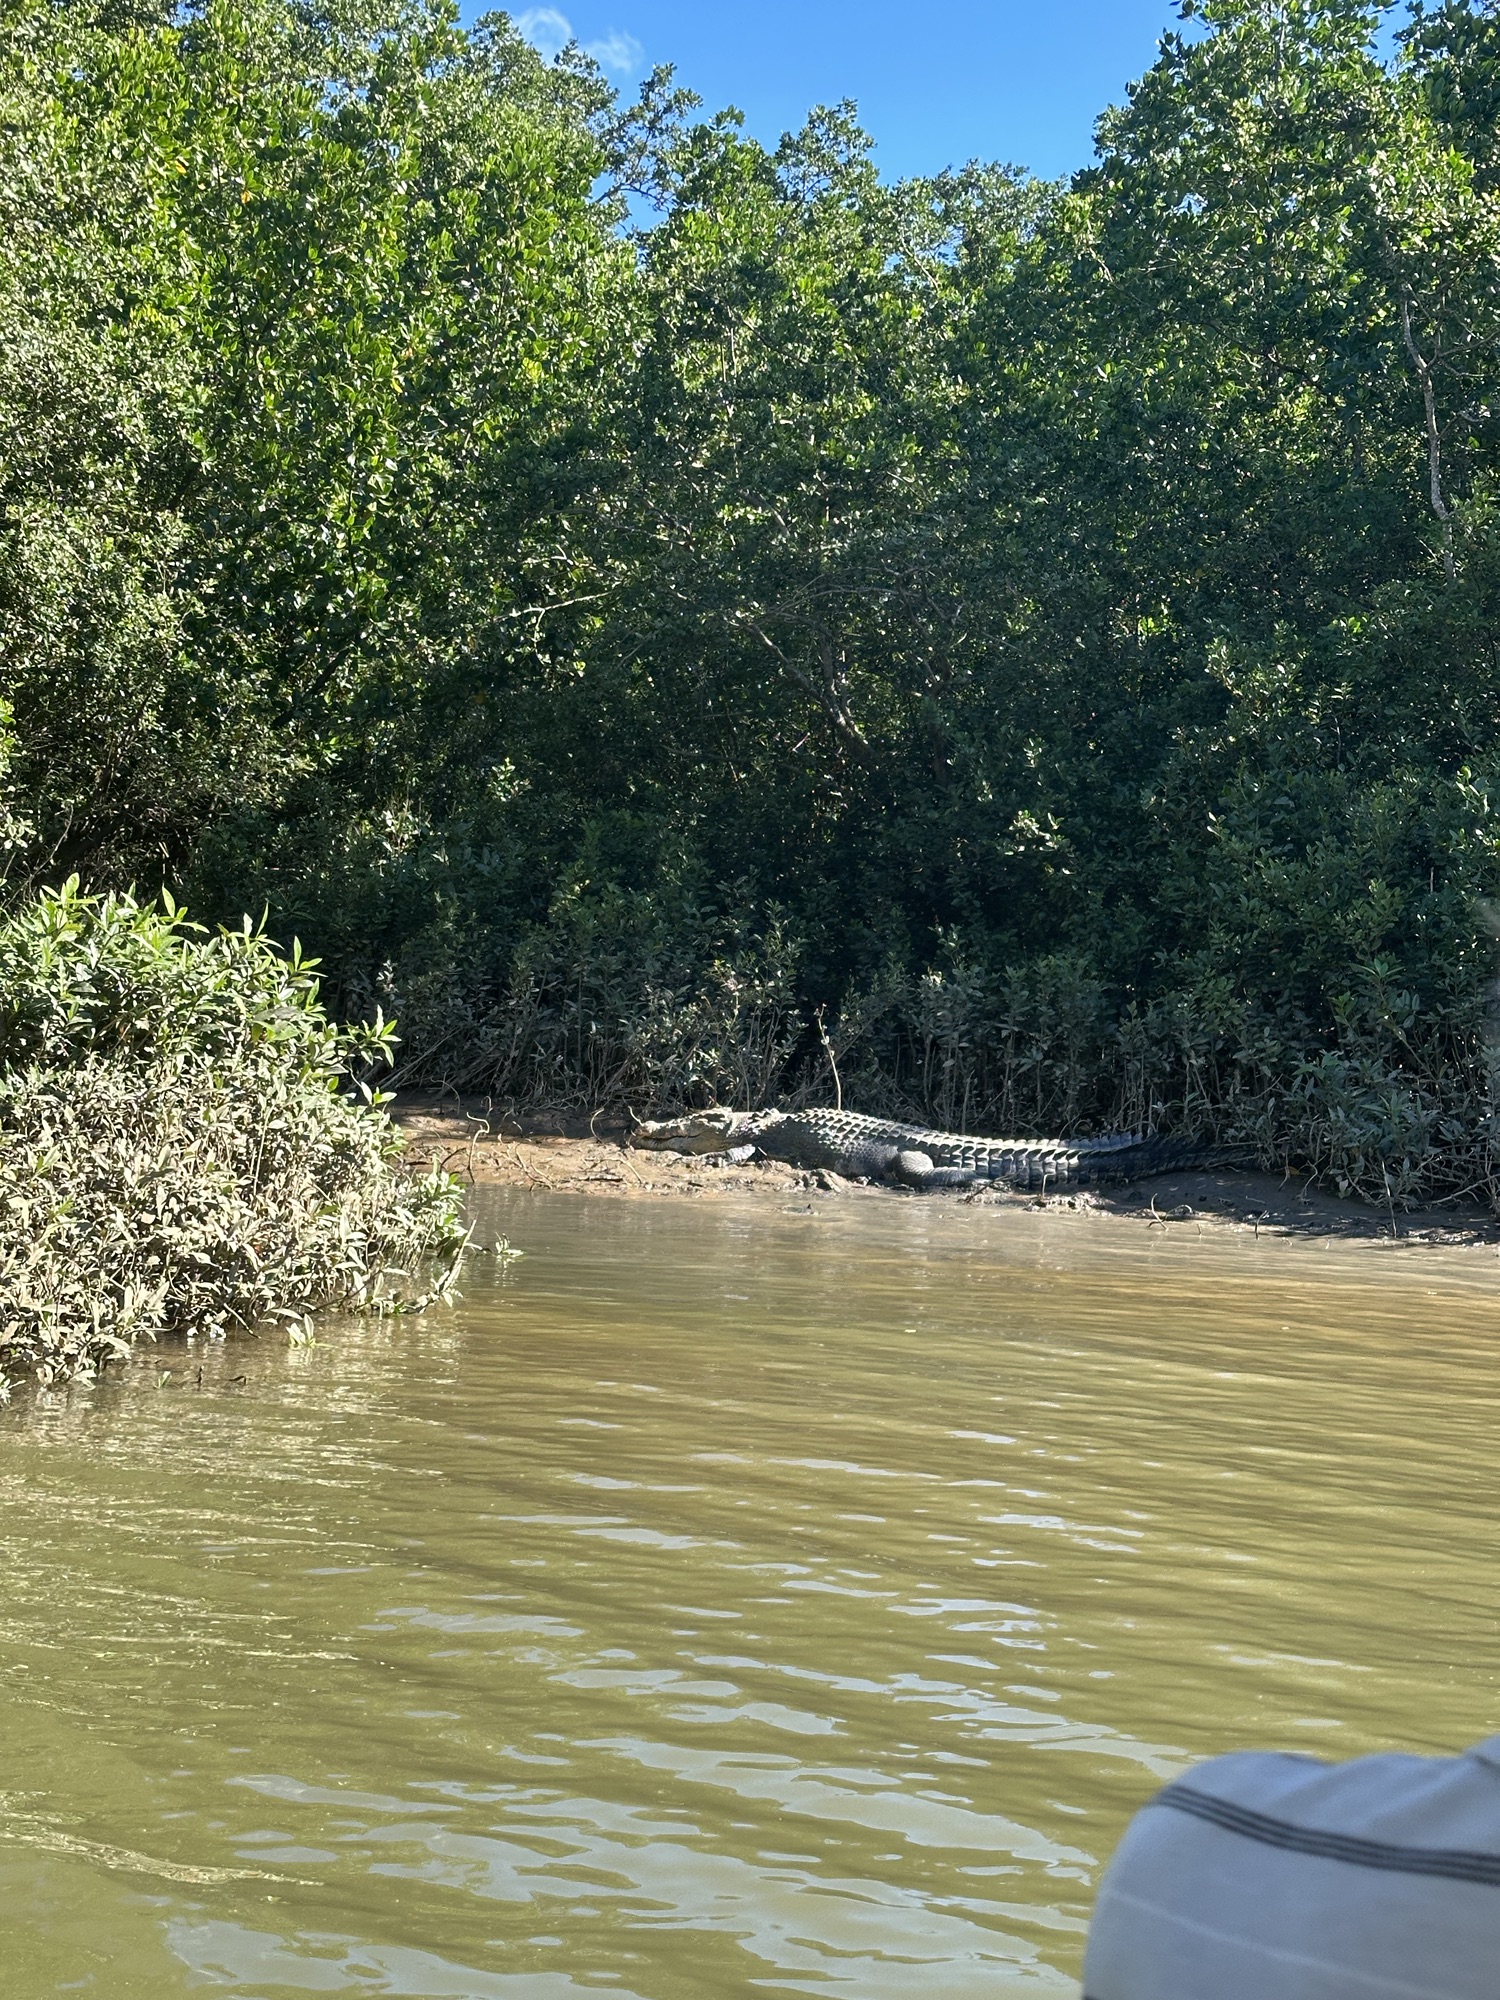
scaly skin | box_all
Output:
[629,1106,1229,1191]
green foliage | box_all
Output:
[0,0,624,884]
[0,877,387,1070]
[13,0,1500,1204]
[0,884,464,1391]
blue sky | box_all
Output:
[499,2,1193,183]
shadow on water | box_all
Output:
[3,1189,1499,1996]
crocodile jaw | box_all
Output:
[629,1110,752,1154]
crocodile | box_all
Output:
[629,1105,1229,1192]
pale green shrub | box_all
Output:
[0,884,465,1393]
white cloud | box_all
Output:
[583,29,644,74]
[514,7,572,60]
[513,7,643,75]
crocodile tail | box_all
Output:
[914,1137,1243,1191]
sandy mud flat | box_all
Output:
[390,1096,1500,1251]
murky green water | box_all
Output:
[4,1191,1500,1997]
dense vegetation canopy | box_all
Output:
[10,0,1500,1201]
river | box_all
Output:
[3,1189,1498,1996]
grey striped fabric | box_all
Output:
[1082,1737,1500,1998]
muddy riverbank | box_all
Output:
[391,1096,1500,1250]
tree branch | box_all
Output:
[1398,286,1456,580]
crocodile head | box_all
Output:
[628,1108,756,1155]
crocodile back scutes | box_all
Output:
[754,1108,1219,1187]
[787,1107,1145,1163]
